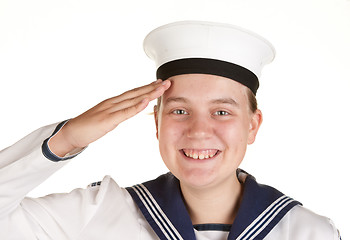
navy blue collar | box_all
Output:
[126,170,301,240]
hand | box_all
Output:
[49,79,171,157]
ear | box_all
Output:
[153,105,159,139]
[248,109,263,145]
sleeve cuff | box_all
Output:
[42,120,86,162]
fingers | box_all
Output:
[106,79,171,113]
[110,98,150,124]
[111,79,167,104]
[109,80,170,120]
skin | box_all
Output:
[50,73,262,225]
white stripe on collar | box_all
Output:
[132,184,184,240]
[236,195,294,240]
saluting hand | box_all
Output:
[49,79,171,157]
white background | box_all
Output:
[1,0,349,238]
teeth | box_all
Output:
[183,149,218,160]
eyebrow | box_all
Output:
[164,97,238,107]
[210,98,239,106]
[164,97,189,105]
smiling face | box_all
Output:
[155,74,262,190]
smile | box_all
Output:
[181,149,220,160]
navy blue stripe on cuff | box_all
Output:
[42,120,77,162]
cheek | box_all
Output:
[157,118,184,155]
[216,120,251,148]
[158,118,180,141]
[218,125,248,169]
[157,122,186,174]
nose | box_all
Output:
[186,115,213,139]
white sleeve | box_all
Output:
[266,205,341,240]
[0,123,144,240]
[0,123,72,239]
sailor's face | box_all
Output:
[155,74,262,189]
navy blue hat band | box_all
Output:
[156,58,259,95]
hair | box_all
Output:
[247,88,258,113]
[154,87,258,115]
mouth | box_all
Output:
[181,149,220,160]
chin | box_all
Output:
[177,168,220,189]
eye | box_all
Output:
[172,109,188,115]
[213,110,229,116]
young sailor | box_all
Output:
[0,21,341,239]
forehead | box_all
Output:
[162,74,248,103]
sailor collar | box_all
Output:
[126,170,301,240]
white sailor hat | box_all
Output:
[144,21,275,95]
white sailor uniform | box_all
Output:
[0,123,341,239]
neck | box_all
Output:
[180,175,243,225]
